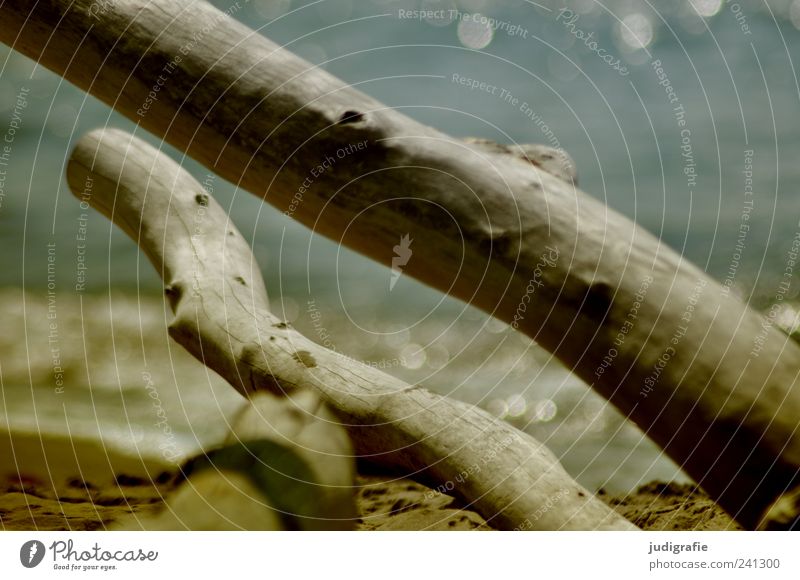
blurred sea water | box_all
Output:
[1,0,799,493]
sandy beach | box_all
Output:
[0,288,737,531]
[0,429,739,531]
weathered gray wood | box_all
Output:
[68,128,635,531]
[5,0,800,528]
[119,391,357,530]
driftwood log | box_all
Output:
[68,128,634,531]
[119,391,356,531]
[4,0,800,529]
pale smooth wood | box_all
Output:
[69,128,635,531]
[120,391,356,531]
[5,0,800,527]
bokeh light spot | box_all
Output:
[617,13,654,51]
[458,14,494,49]
[689,0,723,18]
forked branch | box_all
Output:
[68,128,635,531]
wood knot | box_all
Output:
[337,110,365,125]
[164,283,183,310]
[581,281,615,319]
[292,350,317,368]
[478,228,512,259]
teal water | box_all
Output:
[1,0,799,493]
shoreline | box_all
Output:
[0,430,738,531]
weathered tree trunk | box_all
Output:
[69,128,635,531]
[4,0,800,528]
